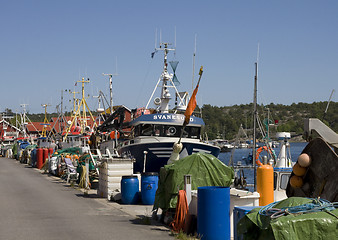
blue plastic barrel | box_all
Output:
[197,186,230,240]
[233,206,259,240]
[31,149,37,167]
[141,172,158,205]
[121,175,139,204]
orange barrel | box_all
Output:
[43,148,49,164]
[257,164,274,206]
[37,148,43,169]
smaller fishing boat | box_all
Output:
[211,139,234,152]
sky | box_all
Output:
[1,0,337,114]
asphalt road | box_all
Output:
[0,157,173,240]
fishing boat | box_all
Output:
[116,42,220,173]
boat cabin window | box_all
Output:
[274,172,291,190]
[134,124,200,139]
[280,173,291,190]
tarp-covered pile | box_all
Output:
[237,197,338,240]
[52,147,82,157]
[154,153,234,210]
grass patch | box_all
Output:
[171,230,200,240]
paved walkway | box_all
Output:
[0,157,173,240]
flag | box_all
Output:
[184,66,203,125]
[151,50,157,58]
[184,85,198,125]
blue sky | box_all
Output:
[1,1,337,114]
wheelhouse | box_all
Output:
[128,113,205,140]
[133,124,201,139]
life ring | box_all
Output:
[255,146,274,166]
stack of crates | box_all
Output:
[98,157,134,199]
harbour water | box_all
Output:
[218,142,308,190]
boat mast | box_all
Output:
[41,104,51,137]
[103,60,118,114]
[253,61,258,191]
[145,42,178,113]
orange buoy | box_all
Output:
[290,175,303,188]
[257,164,274,206]
[37,148,43,169]
[293,163,307,176]
[110,131,120,139]
[298,153,311,168]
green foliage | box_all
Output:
[2,101,337,141]
[201,102,338,140]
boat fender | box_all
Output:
[297,153,311,167]
[290,175,303,188]
[167,142,183,165]
[292,162,307,176]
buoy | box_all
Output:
[257,164,274,206]
[293,162,307,176]
[290,175,303,188]
[298,153,311,167]
[110,131,120,139]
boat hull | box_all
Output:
[119,140,220,173]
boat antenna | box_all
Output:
[323,89,335,121]
[192,34,197,93]
[155,28,157,49]
[174,26,177,57]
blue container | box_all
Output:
[197,186,230,240]
[141,172,158,205]
[233,206,259,240]
[121,175,139,204]
[31,149,37,167]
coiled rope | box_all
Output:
[170,190,189,232]
[259,198,338,219]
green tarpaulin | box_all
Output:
[153,153,234,210]
[237,197,338,240]
[52,147,82,156]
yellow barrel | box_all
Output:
[257,164,274,206]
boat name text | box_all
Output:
[153,115,193,122]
